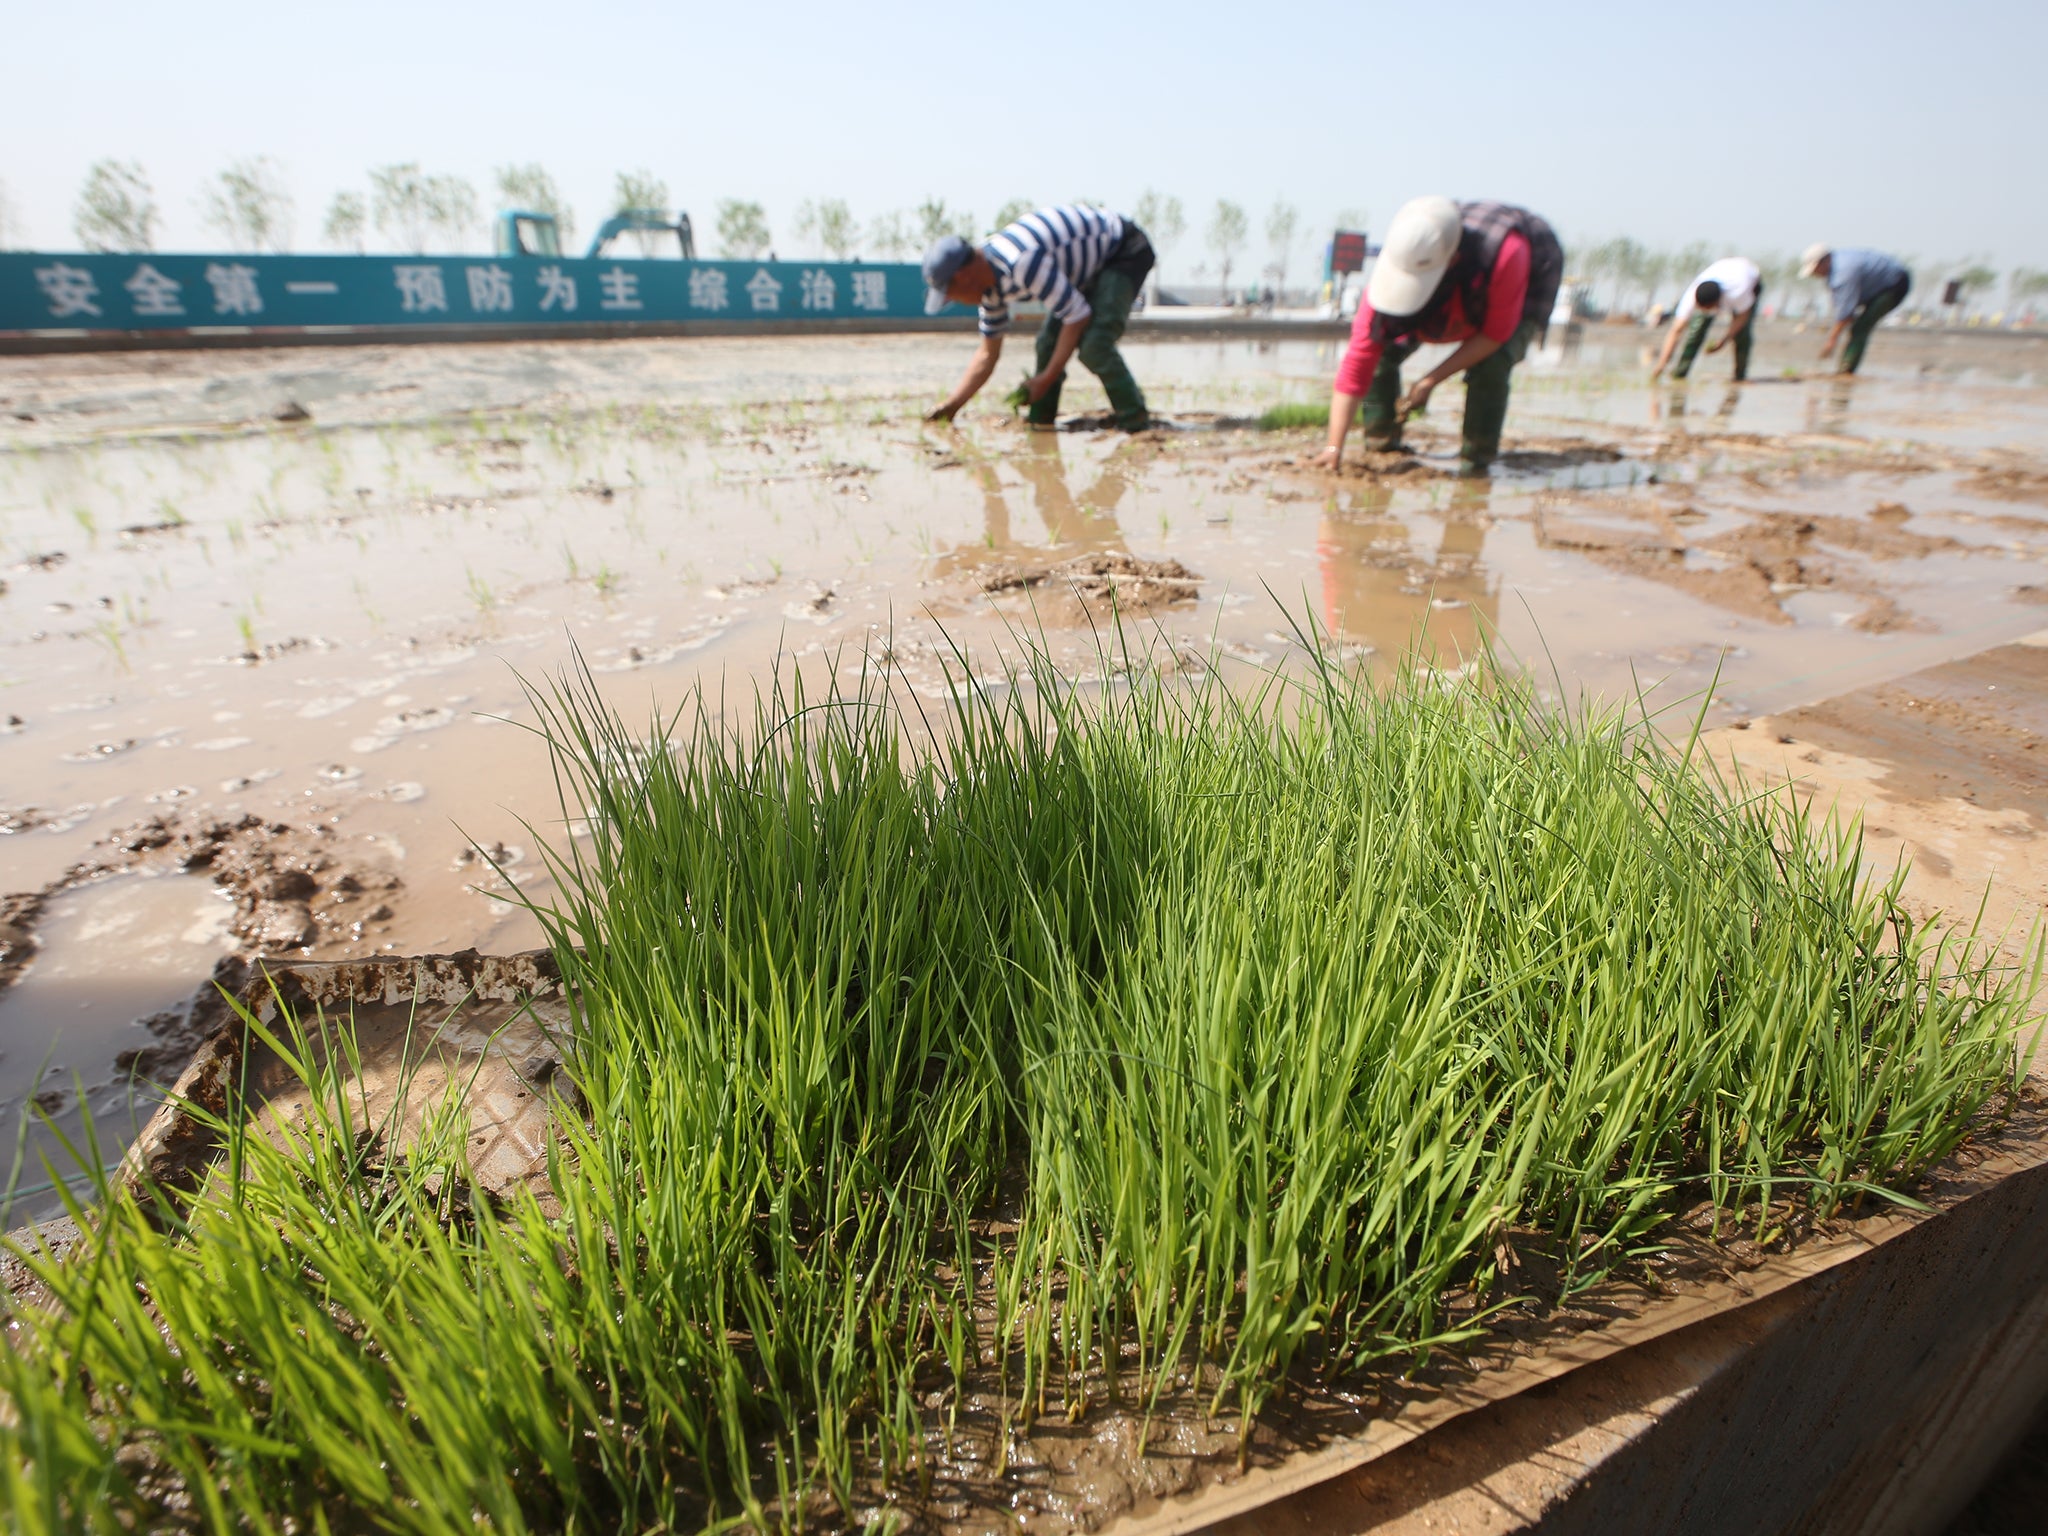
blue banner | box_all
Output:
[0,253,946,332]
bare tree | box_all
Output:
[322,192,367,252]
[370,164,432,253]
[794,198,858,260]
[613,170,669,216]
[1134,190,1185,301]
[1264,199,1299,297]
[817,202,858,261]
[428,176,478,252]
[915,197,974,248]
[199,157,294,253]
[369,164,477,253]
[496,163,574,248]
[1640,249,1673,313]
[1206,200,1248,300]
[2008,267,2048,318]
[1672,241,1715,283]
[612,170,672,255]
[1134,191,1186,296]
[715,200,771,260]
[75,160,158,253]
[866,210,915,261]
[1587,236,1651,314]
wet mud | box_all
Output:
[1702,633,2048,976]
[5,321,2048,1200]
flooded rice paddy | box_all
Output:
[3,321,2048,1198]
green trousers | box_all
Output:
[1358,318,1539,469]
[1029,265,1149,430]
[1839,278,1909,375]
[1672,310,1754,380]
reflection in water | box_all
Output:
[1808,376,1858,436]
[934,433,1135,579]
[1318,477,1501,667]
[1010,433,1132,554]
[1650,380,1743,428]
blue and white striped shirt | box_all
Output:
[977,204,1127,338]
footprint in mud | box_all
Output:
[60,739,136,763]
[592,617,735,673]
[454,842,530,894]
[782,588,837,625]
[352,705,459,754]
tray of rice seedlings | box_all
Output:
[2,623,2037,1536]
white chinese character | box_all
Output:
[125,264,185,316]
[35,263,102,318]
[799,269,836,311]
[850,270,889,312]
[600,267,643,311]
[745,268,783,313]
[466,265,515,313]
[687,267,728,311]
[393,265,448,313]
[204,262,263,317]
[537,265,577,311]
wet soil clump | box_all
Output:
[1957,461,2048,506]
[981,550,1202,614]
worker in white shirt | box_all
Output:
[1651,256,1763,382]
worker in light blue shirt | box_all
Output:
[1800,245,1912,375]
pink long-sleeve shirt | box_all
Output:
[1335,233,1531,397]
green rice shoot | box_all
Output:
[1,625,2033,1533]
[1256,399,1329,430]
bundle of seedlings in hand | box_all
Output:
[2,625,2032,1534]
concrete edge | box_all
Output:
[1110,1120,2048,1535]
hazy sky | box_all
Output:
[4,0,2044,278]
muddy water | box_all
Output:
[0,873,229,1196]
[4,322,2048,1196]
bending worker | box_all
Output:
[1312,196,1563,475]
[1801,244,1911,375]
[923,204,1154,432]
[1651,255,1762,381]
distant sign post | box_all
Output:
[1325,229,1371,315]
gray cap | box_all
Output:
[923,234,974,314]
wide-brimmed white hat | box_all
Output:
[1799,243,1830,278]
[1368,196,1462,317]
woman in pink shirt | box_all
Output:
[1312,197,1563,475]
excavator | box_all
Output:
[496,208,695,261]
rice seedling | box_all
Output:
[2,624,2033,1533]
[1255,399,1329,430]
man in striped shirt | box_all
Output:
[923,204,1154,431]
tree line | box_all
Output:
[9,160,2046,318]
[14,162,1312,293]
